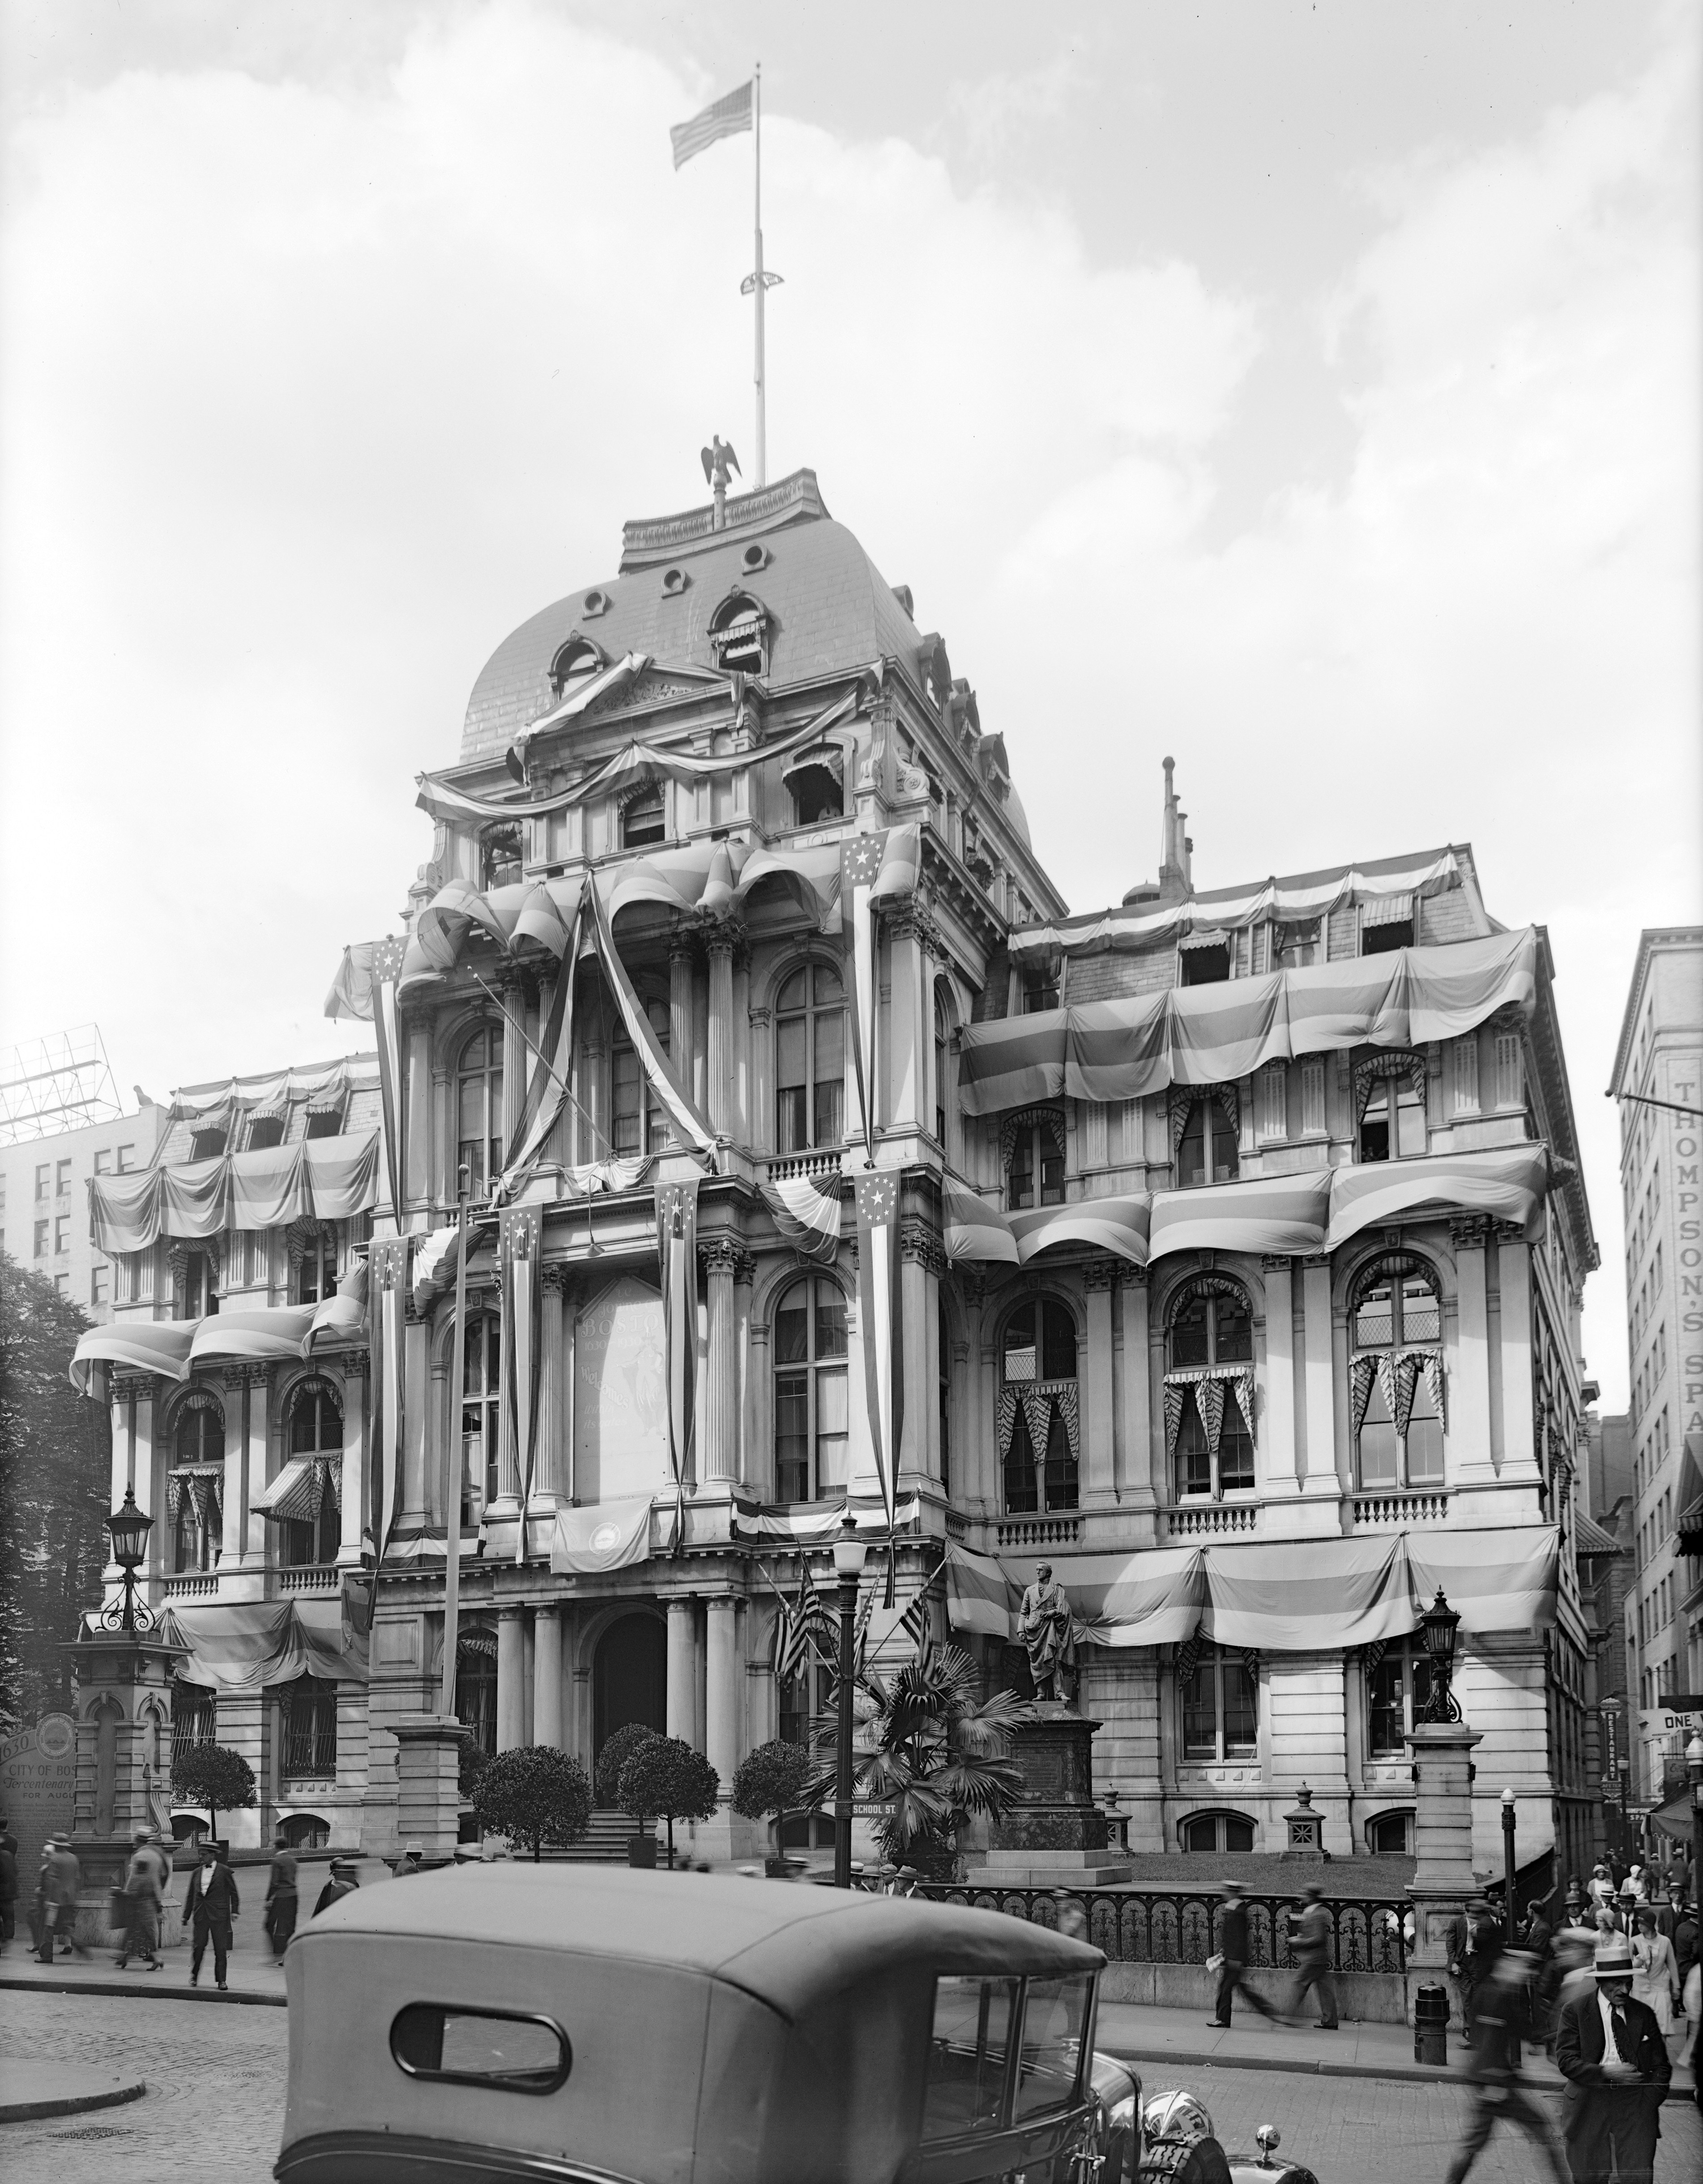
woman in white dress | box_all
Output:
[1628,1903,1682,2053]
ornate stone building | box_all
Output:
[76,466,1605,1881]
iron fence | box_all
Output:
[870,1881,1410,1975]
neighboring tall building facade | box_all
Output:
[1,1103,164,1321]
[1607,925,1703,1812]
[75,467,1605,1881]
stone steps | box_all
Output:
[555,1810,654,1864]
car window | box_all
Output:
[920,1975,1018,2140]
[1012,1973,1092,2123]
[390,2004,570,2093]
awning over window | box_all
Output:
[1010,846,1465,959]
[188,1304,320,1368]
[1361,893,1414,928]
[151,1597,367,1692]
[1178,927,1231,951]
[1324,1145,1549,1249]
[947,1524,1558,1652]
[87,1134,380,1254]
[69,1321,196,1395]
[251,1454,341,1523]
[1676,1440,1703,1556]
[781,744,845,794]
[1148,1171,1333,1262]
[959,929,1537,1114]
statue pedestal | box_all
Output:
[974,1706,1132,1887]
[1405,1722,1484,2027]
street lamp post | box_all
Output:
[832,1512,867,1889]
[1687,1733,1703,1913]
[1501,1789,1517,1934]
[1417,1588,1463,1723]
[99,1486,156,1634]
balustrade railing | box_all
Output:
[995,1515,1080,1550]
[1353,1491,1449,1527]
[278,1565,340,1593]
[864,1879,1409,1976]
[1164,1503,1257,1538]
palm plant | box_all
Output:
[805,1643,1026,1877]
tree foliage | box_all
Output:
[0,1252,112,1725]
[731,1739,812,1826]
[473,1747,593,1861]
[806,1644,1025,1877]
[593,1719,660,1807]
[171,1742,257,1831]
[618,1736,720,1868]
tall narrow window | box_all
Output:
[457,1025,504,1197]
[283,1382,343,1567]
[291,1226,339,1306]
[611,999,671,1156]
[246,1114,286,1151]
[282,1677,337,1776]
[179,1251,217,1320]
[621,786,666,848]
[773,1277,849,1501]
[170,1392,224,1573]
[1165,1281,1255,1499]
[1181,1645,1258,1759]
[775,963,845,1153]
[1357,1061,1426,1162]
[1366,1643,1434,1756]
[1176,1096,1238,1187]
[455,1634,498,1756]
[1000,1299,1078,1514]
[1006,1115,1064,1210]
[934,985,951,1149]
[1350,1256,1444,1491]
[462,1312,503,1512]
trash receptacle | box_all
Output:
[627,1835,656,1869]
[1414,1981,1449,2065]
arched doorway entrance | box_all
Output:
[593,1611,667,1763]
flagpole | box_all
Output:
[439,1182,467,1718]
[753,60,766,487]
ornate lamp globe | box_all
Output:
[1418,1587,1460,1669]
[106,1486,154,1572]
[832,1510,867,1583]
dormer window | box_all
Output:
[621,785,666,849]
[1360,897,1415,956]
[303,1106,344,1141]
[1179,931,1231,986]
[710,593,768,675]
[551,638,604,698]
[246,1114,286,1152]
[190,1127,228,1161]
[481,825,524,889]
[1020,963,1059,1014]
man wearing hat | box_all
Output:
[36,1832,89,1963]
[1444,1938,1569,2184]
[313,1859,359,1917]
[1554,1932,1671,2182]
[184,1840,239,1990]
[1208,1881,1276,2029]
[394,1841,426,1878]
[114,1828,163,1970]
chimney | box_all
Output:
[1157,757,1191,903]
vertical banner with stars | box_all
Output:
[854,1169,905,1605]
[365,1232,411,1621]
[365,935,408,1226]
[655,1176,700,1554]
[839,827,922,1166]
[500,1205,543,1564]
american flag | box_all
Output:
[670,81,753,169]
[900,1591,935,1668]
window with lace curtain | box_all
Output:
[1350,1255,1445,1490]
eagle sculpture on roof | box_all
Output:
[701,436,740,490]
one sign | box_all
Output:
[1638,1705,1703,1741]
[0,1713,77,1856]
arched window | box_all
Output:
[462,1311,503,1513]
[551,638,602,696]
[709,593,768,675]
[169,1390,224,1573]
[1175,1092,1239,1186]
[621,784,666,849]
[1165,1280,1255,1500]
[1181,1809,1256,1853]
[457,1025,504,1197]
[773,1276,848,1502]
[775,962,845,1153]
[1349,1255,1444,1490]
[611,997,671,1156]
[282,1379,343,1567]
[1000,1298,1078,1514]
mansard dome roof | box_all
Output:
[461,468,925,764]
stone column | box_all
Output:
[405,1023,433,1212]
[533,1605,563,1750]
[899,1222,941,1482]
[221,1369,248,1564]
[496,1605,527,1752]
[1495,1227,1538,1477]
[1299,1256,1339,1499]
[431,1060,452,1209]
[705,1598,742,1787]
[1117,1272,1154,1511]
[670,926,698,1115]
[734,1254,754,1490]
[666,1598,696,1745]
[885,904,926,1131]
[244,1368,272,1561]
[704,923,740,1135]
[1260,1256,1300,1493]
[338,1358,367,1562]
[1406,1721,1485,2020]
[701,1239,747,1484]
[750,1004,773,1153]
[748,1308,773,1502]
[1083,1259,1117,1503]
[499,976,527,1167]
[732,955,752,1147]
[1450,1219,1496,1482]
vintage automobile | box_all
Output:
[275,1865,1310,2184]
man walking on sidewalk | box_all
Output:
[1208,1881,1276,2028]
[184,1841,239,1990]
[36,1832,90,1963]
[1283,1886,1338,2029]
[1554,1932,1671,2183]
[264,1830,300,1958]
[114,1829,163,1970]
[1444,1940,1570,2184]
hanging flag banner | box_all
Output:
[367,1235,410,1615]
[588,876,719,1167]
[367,937,408,1225]
[854,1169,905,1606]
[501,1206,544,1564]
[494,900,585,1201]
[840,828,922,1165]
[760,1166,843,1264]
[656,1177,700,1554]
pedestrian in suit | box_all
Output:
[1554,1933,1671,2184]
[184,1842,239,1988]
[1283,1886,1338,2030]
[1207,1881,1276,2028]
[36,1833,89,1962]
[114,1830,162,1970]
[1447,1899,1492,2048]
[264,1831,299,1958]
[1444,1942,1569,2184]
[312,1859,359,1917]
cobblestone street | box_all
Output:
[2,1991,1698,2184]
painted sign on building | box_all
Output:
[0,1713,77,1856]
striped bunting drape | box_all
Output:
[1163,1368,1257,1458]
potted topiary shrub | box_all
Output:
[731,1739,814,1876]
[469,1748,593,1863]
[617,1736,720,1872]
[594,1721,662,1865]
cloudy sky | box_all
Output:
[0,0,1696,1403]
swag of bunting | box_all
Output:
[500,1206,544,1563]
[656,1178,699,1556]
[840,827,924,1162]
[995,1385,1080,1470]
[854,1170,905,1606]
[586,873,718,1170]
[1162,1367,1258,1459]
[1349,1347,1444,1436]
[493,891,585,1202]
[760,1165,845,1263]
